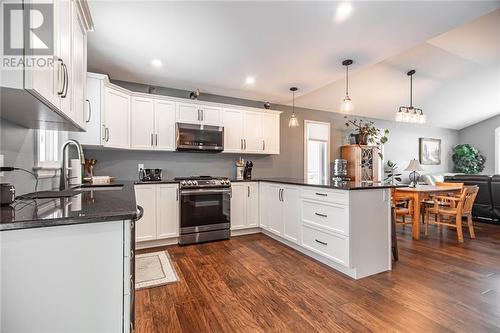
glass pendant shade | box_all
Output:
[289,113,299,127]
[396,70,425,124]
[340,95,354,113]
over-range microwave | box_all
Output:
[176,123,224,152]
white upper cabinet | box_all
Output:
[130,97,155,149]
[154,100,176,151]
[244,111,263,153]
[56,0,73,120]
[176,102,222,126]
[222,108,280,155]
[70,4,87,128]
[262,113,280,154]
[223,108,245,153]
[104,86,130,149]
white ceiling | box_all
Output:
[87,1,500,130]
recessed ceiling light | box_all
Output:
[245,76,256,85]
[335,2,353,23]
[151,59,162,67]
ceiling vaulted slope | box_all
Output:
[87,1,500,130]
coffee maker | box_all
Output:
[243,161,253,180]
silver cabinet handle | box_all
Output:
[85,99,91,123]
[105,127,110,142]
[315,239,328,246]
[57,58,64,95]
[151,133,154,146]
[263,140,265,151]
[155,134,158,146]
[244,139,247,150]
[102,124,106,141]
[240,139,243,150]
[61,62,69,98]
[315,213,328,218]
[247,186,250,197]
[201,109,204,121]
[315,192,328,197]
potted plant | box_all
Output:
[344,117,389,159]
[452,144,486,174]
[384,160,402,185]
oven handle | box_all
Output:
[180,188,232,195]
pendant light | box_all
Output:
[289,87,299,127]
[396,70,426,124]
[340,59,354,113]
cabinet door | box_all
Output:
[130,97,155,150]
[246,182,259,227]
[155,100,176,151]
[230,183,247,230]
[262,113,280,154]
[135,185,157,242]
[156,184,179,239]
[201,105,222,126]
[223,108,244,153]
[176,102,201,124]
[104,87,130,149]
[71,6,86,128]
[56,0,73,120]
[244,111,263,153]
[282,186,300,244]
[267,184,284,236]
[70,76,103,145]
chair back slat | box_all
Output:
[462,186,479,214]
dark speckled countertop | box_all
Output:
[0,181,138,232]
[231,177,407,190]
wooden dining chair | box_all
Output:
[422,182,464,224]
[392,192,414,228]
[425,186,479,242]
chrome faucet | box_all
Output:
[59,139,85,190]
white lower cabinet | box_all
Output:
[134,184,179,242]
[231,182,259,230]
[301,224,350,267]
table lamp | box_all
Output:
[404,159,424,187]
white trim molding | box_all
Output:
[495,126,500,174]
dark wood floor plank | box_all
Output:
[135,222,500,333]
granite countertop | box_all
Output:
[232,177,408,190]
[0,181,138,232]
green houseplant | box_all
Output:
[452,144,486,174]
[344,117,389,159]
[384,160,402,185]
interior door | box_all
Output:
[246,182,259,227]
[135,185,157,242]
[201,105,222,126]
[156,184,179,239]
[154,100,176,151]
[262,113,280,154]
[223,108,244,153]
[244,111,263,153]
[104,87,130,149]
[282,186,300,244]
[130,97,155,150]
[230,183,246,230]
[176,102,201,124]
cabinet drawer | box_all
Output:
[301,188,348,205]
[301,224,350,267]
[302,200,349,235]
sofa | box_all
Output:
[444,174,500,223]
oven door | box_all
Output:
[176,123,224,152]
[179,188,230,234]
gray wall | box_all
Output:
[459,114,500,175]
[0,120,60,194]
[85,79,459,182]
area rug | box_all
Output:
[135,251,178,290]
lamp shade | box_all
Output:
[404,159,424,172]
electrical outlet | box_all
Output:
[138,163,144,172]
[0,154,4,177]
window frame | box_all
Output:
[303,120,331,183]
[34,129,62,178]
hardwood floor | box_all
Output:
[135,222,500,333]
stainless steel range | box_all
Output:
[176,176,231,245]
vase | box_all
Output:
[353,132,368,145]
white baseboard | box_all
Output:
[231,227,261,236]
[136,237,178,250]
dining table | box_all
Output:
[394,184,463,240]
